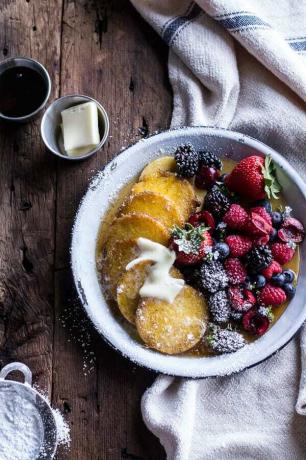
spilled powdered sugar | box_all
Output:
[60,299,96,376]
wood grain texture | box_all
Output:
[0,0,62,391]
[1,0,172,458]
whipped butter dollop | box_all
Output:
[126,238,185,303]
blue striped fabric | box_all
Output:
[162,2,202,46]
[287,40,306,51]
[216,14,270,30]
[161,5,306,54]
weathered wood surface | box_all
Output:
[0,0,172,458]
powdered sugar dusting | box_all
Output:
[71,127,302,378]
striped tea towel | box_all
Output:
[129,1,306,459]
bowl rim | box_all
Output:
[40,94,110,161]
[71,126,306,378]
[0,56,52,122]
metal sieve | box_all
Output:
[0,362,58,459]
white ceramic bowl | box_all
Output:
[71,127,306,378]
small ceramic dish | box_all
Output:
[71,127,306,378]
[40,94,109,161]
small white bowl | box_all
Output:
[40,94,109,161]
[71,127,306,378]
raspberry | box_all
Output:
[225,235,252,257]
[251,206,272,226]
[208,291,230,324]
[174,143,198,177]
[252,234,270,246]
[228,286,255,312]
[258,283,287,306]
[244,245,272,273]
[242,309,270,336]
[271,242,295,265]
[224,258,247,285]
[198,261,229,293]
[223,204,248,230]
[261,260,282,279]
[206,325,246,353]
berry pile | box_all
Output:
[171,145,305,354]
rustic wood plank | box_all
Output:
[52,0,171,458]
[0,0,62,391]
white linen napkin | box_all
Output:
[130,1,306,458]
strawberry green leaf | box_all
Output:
[262,156,282,199]
[172,223,209,254]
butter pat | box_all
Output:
[61,101,100,155]
[126,238,185,303]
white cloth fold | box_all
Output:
[130,1,306,458]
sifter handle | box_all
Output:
[0,362,32,386]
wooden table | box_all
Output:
[0,1,171,458]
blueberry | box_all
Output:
[253,274,266,289]
[269,228,277,242]
[282,269,295,284]
[271,273,285,286]
[213,242,230,259]
[272,212,283,228]
[283,283,296,299]
[255,199,272,215]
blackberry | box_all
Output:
[204,185,231,218]
[230,309,243,321]
[245,245,272,274]
[198,151,222,170]
[174,143,199,177]
[208,291,230,324]
[206,325,246,353]
[198,261,228,293]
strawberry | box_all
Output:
[170,223,212,265]
[225,155,281,200]
[223,204,248,230]
[244,211,272,236]
[188,211,215,231]
[258,283,287,306]
[225,235,252,257]
[278,217,305,243]
[224,258,247,285]
[229,286,256,312]
[242,309,270,336]
[262,260,282,279]
[271,242,295,265]
[251,206,272,226]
